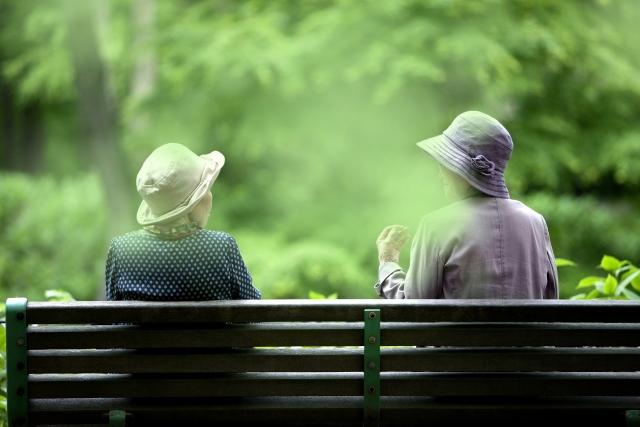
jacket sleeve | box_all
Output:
[374,216,444,299]
[542,218,559,299]
[374,262,406,299]
[105,240,121,301]
[226,235,261,300]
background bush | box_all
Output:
[522,193,640,298]
[235,231,372,299]
[0,173,106,301]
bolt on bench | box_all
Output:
[6,298,640,426]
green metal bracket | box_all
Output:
[627,410,640,427]
[6,298,28,427]
[364,309,380,427]
[109,410,128,427]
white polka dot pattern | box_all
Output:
[105,230,261,301]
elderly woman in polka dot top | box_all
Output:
[105,143,261,301]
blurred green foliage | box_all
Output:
[309,291,338,300]
[571,255,640,300]
[2,0,640,300]
[45,288,77,302]
[522,193,640,297]
[0,303,6,426]
[235,231,372,298]
[0,173,106,301]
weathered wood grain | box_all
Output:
[27,348,363,374]
[28,373,363,398]
[28,396,640,426]
[27,322,640,349]
[27,323,363,349]
[27,372,640,399]
[27,347,640,374]
[25,299,640,324]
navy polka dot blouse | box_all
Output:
[105,229,261,301]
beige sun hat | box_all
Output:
[136,143,225,226]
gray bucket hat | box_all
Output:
[136,143,225,225]
[417,111,512,199]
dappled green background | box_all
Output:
[2,0,640,301]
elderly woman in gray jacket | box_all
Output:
[375,111,558,299]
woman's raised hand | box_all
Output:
[376,225,410,264]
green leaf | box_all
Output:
[615,268,640,296]
[585,289,601,300]
[555,258,577,267]
[603,274,617,296]
[576,276,605,289]
[326,292,338,299]
[621,267,640,292]
[570,293,587,300]
[615,265,631,277]
[622,288,640,300]
[308,290,326,299]
[45,289,76,302]
[599,255,621,272]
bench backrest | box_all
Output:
[7,298,640,426]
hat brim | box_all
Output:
[417,134,509,199]
[136,151,225,226]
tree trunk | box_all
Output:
[0,73,18,170]
[128,0,157,136]
[0,76,44,174]
[21,102,44,174]
[63,0,136,238]
[131,0,156,100]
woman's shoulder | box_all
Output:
[110,229,148,245]
[499,198,546,221]
[197,229,231,238]
[111,229,239,249]
[196,229,237,244]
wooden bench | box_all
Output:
[6,297,640,426]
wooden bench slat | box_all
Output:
[383,372,640,396]
[28,397,364,425]
[28,373,363,398]
[384,322,640,347]
[28,396,640,426]
[25,299,640,324]
[27,322,640,349]
[27,347,640,374]
[27,348,364,374]
[382,347,640,372]
[27,372,640,399]
[382,396,640,424]
[27,323,363,349]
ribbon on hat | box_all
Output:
[471,155,495,176]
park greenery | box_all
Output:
[571,255,640,300]
[2,0,640,301]
[0,303,6,426]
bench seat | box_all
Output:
[7,299,640,426]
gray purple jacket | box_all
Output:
[375,192,558,299]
